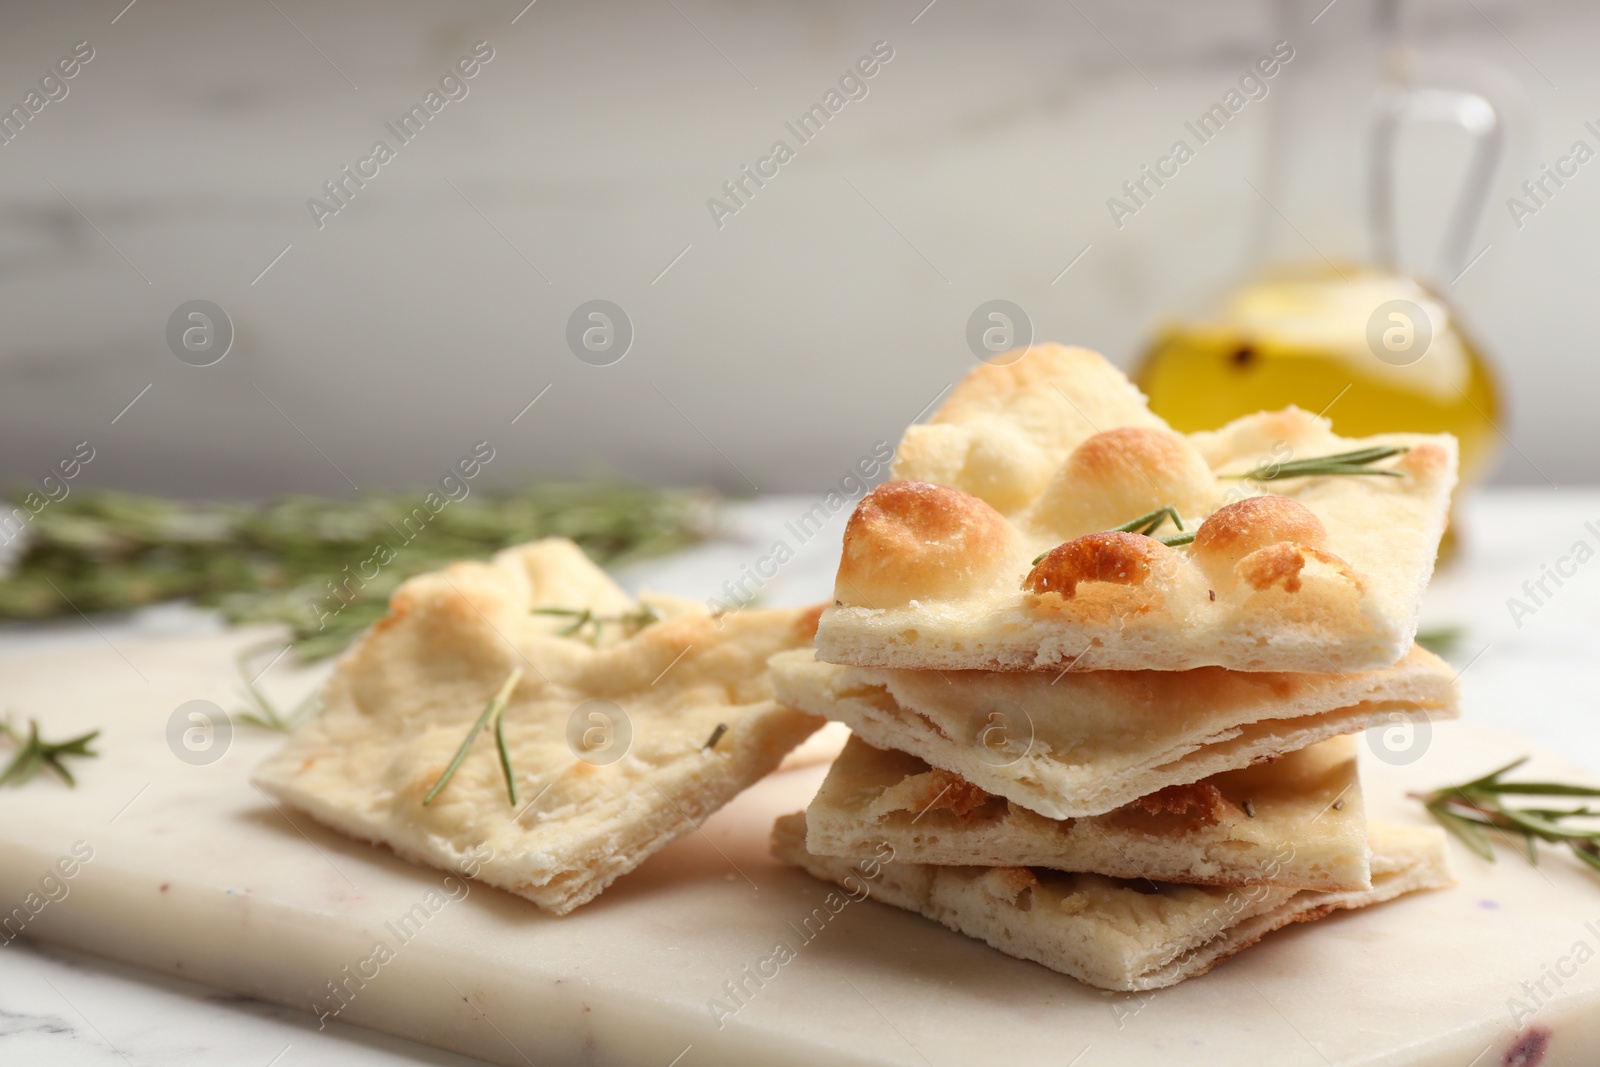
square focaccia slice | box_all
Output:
[807,734,1369,892]
[254,539,822,915]
[769,647,1456,820]
[772,813,1452,992]
[815,344,1457,673]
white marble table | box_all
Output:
[1,489,1597,1066]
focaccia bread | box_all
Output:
[814,344,1458,673]
[806,735,1370,892]
[769,646,1456,819]
[772,813,1452,992]
[253,539,822,915]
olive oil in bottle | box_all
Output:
[1136,263,1501,489]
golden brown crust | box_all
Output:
[1194,496,1327,560]
[1122,782,1236,828]
[835,481,1017,607]
[1237,543,1363,595]
[1022,531,1172,599]
[1192,496,1328,589]
[1234,541,1309,593]
[912,768,995,820]
[985,866,1041,905]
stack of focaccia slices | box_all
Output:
[771,343,1460,991]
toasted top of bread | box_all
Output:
[816,344,1457,672]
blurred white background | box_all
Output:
[0,0,1590,497]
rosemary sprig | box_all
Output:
[1413,757,1600,876]
[533,604,662,645]
[422,668,525,807]
[0,717,100,788]
[1031,505,1192,565]
[0,483,712,660]
[1226,445,1410,482]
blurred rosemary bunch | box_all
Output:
[0,483,715,659]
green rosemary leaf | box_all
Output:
[0,718,100,788]
[1414,625,1465,658]
[1523,806,1600,820]
[1575,844,1600,873]
[1156,533,1196,547]
[493,696,517,807]
[1112,507,1183,536]
[1226,445,1410,482]
[1497,806,1587,842]
[1455,757,1531,792]
[422,668,524,807]
[1428,803,1496,862]
[1476,781,1600,798]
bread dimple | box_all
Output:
[836,481,1019,608]
[1031,427,1215,538]
[1192,496,1327,586]
[1022,531,1176,599]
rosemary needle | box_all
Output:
[1112,506,1184,537]
[1226,445,1410,482]
[422,668,524,807]
[493,698,517,807]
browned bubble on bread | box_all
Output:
[1022,531,1177,599]
[835,481,1019,608]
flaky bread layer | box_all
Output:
[805,735,1371,892]
[769,647,1457,820]
[773,814,1452,991]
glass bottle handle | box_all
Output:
[1367,82,1504,284]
